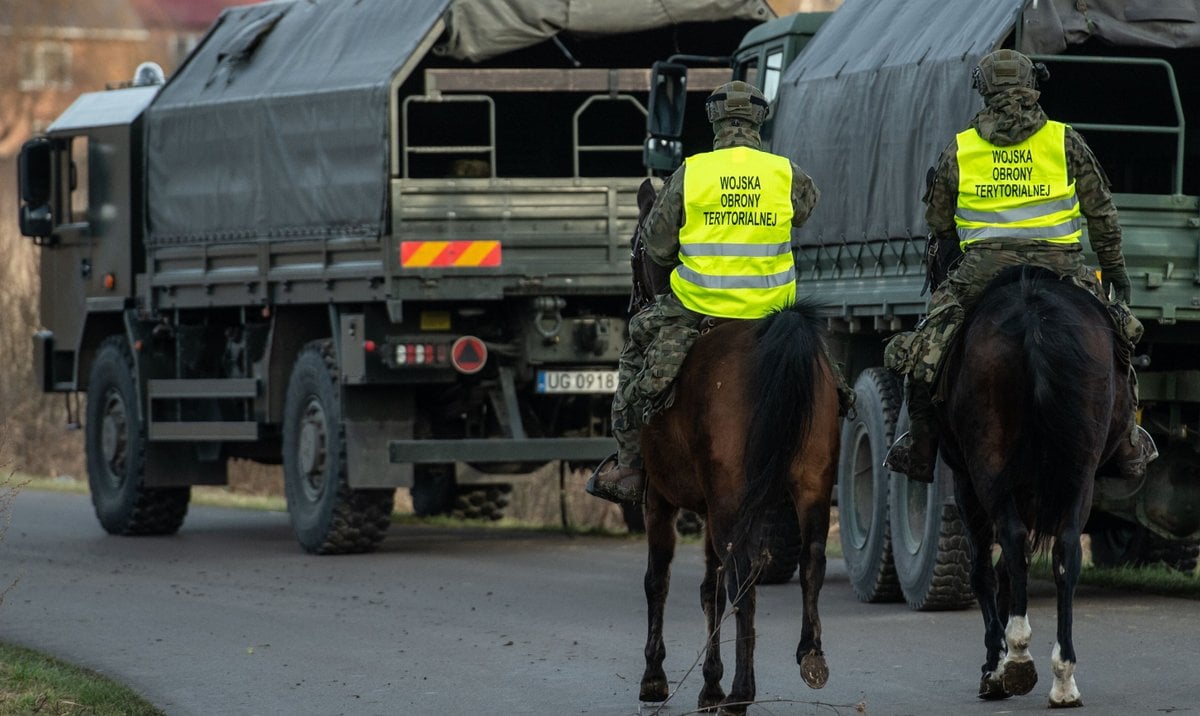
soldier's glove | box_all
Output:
[1102,265,1132,304]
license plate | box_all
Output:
[536,370,619,394]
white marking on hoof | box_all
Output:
[1049,642,1082,707]
[995,615,1036,695]
[1004,615,1032,656]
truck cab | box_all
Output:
[18,76,161,393]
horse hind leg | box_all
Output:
[955,478,1009,699]
[992,504,1038,698]
[639,497,678,703]
[1048,519,1086,708]
[698,533,728,710]
[718,541,758,716]
[794,497,831,689]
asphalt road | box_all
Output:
[1,490,1196,716]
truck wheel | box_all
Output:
[86,336,190,535]
[1090,521,1200,573]
[758,500,802,585]
[889,407,974,610]
[411,464,456,517]
[451,484,512,521]
[282,341,394,554]
[836,367,903,603]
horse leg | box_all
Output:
[992,502,1037,697]
[1048,512,1086,708]
[794,497,830,689]
[698,533,728,710]
[954,476,1008,700]
[639,494,678,703]
[719,540,758,716]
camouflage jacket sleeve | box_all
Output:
[789,161,820,227]
[923,140,960,242]
[1066,126,1125,271]
[643,167,686,268]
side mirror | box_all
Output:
[19,137,52,205]
[18,137,54,239]
[643,137,682,173]
[20,204,53,238]
[644,61,689,173]
[646,61,688,140]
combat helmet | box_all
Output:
[972,49,1047,96]
[705,81,769,127]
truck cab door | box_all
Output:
[20,134,96,389]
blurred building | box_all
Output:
[0,0,257,157]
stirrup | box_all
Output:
[883,432,912,473]
[1135,425,1159,463]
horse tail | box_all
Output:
[734,300,825,541]
[1016,269,1109,551]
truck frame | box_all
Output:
[16,0,763,553]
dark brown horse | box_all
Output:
[628,180,840,714]
[934,262,1129,707]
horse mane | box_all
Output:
[963,265,1114,550]
[733,299,826,539]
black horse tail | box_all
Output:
[734,300,825,542]
[1012,269,1108,551]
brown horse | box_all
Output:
[625,195,840,711]
[935,264,1129,707]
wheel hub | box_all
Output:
[100,390,128,486]
[297,399,327,495]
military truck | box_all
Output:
[15,0,775,553]
[646,0,1200,607]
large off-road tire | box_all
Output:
[889,407,974,611]
[282,341,394,554]
[758,500,802,585]
[86,336,190,535]
[1090,521,1200,573]
[451,484,512,521]
[836,368,903,603]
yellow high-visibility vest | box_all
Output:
[671,146,795,319]
[954,120,1082,248]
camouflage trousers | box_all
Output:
[883,244,1142,456]
[884,245,1123,385]
[610,293,859,469]
[611,293,704,469]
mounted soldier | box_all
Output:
[883,49,1157,484]
[587,80,853,504]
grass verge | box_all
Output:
[0,642,163,716]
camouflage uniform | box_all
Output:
[609,121,822,471]
[886,84,1142,478]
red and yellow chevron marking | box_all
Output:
[400,241,501,268]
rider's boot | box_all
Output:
[883,432,935,483]
[586,453,645,504]
[1114,424,1158,481]
[883,380,937,483]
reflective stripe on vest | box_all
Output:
[954,120,1082,248]
[671,146,795,319]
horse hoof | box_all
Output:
[1050,696,1084,709]
[800,651,829,689]
[639,677,669,703]
[697,686,726,711]
[1001,658,1038,697]
[717,701,748,716]
[978,672,1010,700]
